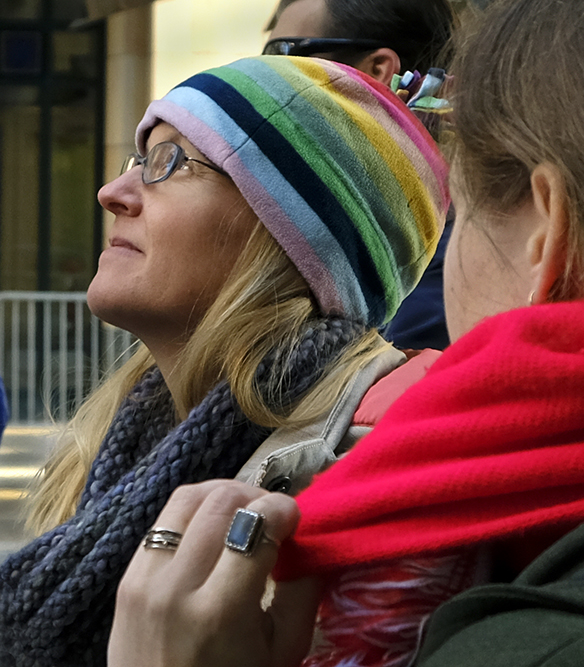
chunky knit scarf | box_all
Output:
[277,300,584,579]
[0,317,364,667]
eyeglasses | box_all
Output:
[262,37,387,57]
[121,141,227,185]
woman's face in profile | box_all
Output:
[87,122,257,344]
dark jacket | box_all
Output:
[416,522,584,667]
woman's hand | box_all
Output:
[108,480,320,667]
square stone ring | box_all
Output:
[225,508,281,556]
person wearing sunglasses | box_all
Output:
[0,55,449,666]
[265,0,455,353]
[265,0,453,85]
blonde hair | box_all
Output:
[450,0,584,299]
[28,222,387,534]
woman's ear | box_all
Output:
[354,48,401,86]
[528,162,570,304]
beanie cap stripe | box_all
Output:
[310,85,438,280]
[293,59,447,216]
[337,62,449,178]
[226,143,372,317]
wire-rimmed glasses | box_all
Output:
[121,141,227,185]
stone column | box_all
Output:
[102,4,152,238]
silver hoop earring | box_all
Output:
[528,290,535,306]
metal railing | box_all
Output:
[0,291,136,424]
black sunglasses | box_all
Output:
[262,37,388,57]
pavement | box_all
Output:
[0,425,58,563]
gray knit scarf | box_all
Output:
[0,317,365,667]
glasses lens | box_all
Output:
[121,154,141,175]
[262,39,293,55]
[143,142,182,184]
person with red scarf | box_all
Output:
[107,1,584,666]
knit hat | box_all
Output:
[136,56,450,327]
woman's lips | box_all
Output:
[108,237,143,253]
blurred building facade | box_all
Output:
[0,0,275,423]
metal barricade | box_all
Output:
[0,291,136,424]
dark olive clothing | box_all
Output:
[416,522,584,667]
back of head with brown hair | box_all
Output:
[450,0,584,297]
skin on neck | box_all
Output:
[444,162,571,342]
[142,332,191,407]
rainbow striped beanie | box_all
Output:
[136,56,449,327]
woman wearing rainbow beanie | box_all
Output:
[0,56,449,666]
[110,0,584,664]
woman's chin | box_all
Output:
[87,279,128,329]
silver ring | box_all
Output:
[225,508,280,556]
[143,527,183,552]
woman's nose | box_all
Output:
[98,168,143,217]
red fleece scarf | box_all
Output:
[277,301,584,579]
